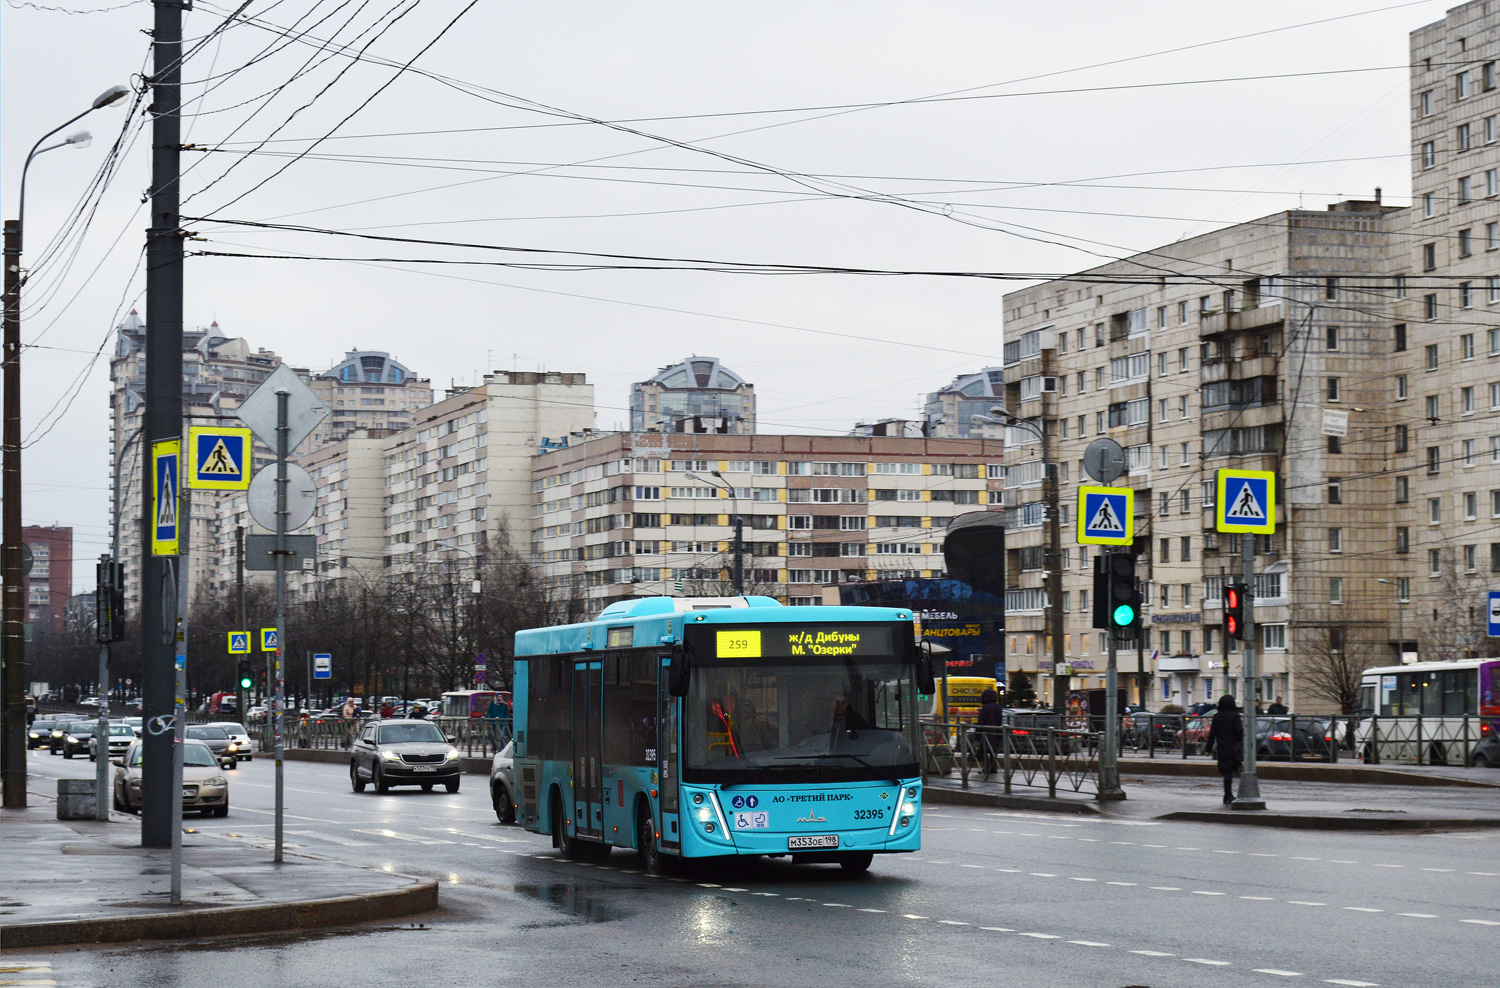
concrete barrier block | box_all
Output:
[56,778,97,820]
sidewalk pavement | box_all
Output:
[0,782,436,949]
[924,765,1500,831]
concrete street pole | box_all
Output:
[273,390,288,863]
[3,219,26,808]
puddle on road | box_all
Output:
[513,882,626,926]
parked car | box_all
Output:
[1177,716,1211,755]
[1255,716,1333,761]
[208,722,256,761]
[1469,734,1498,768]
[61,721,96,759]
[350,718,461,794]
[114,740,229,816]
[49,721,74,754]
[491,739,516,823]
[89,723,135,761]
[122,716,143,738]
[27,718,57,749]
[185,725,241,769]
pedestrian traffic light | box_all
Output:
[1224,583,1248,639]
[1107,552,1141,641]
[238,661,253,691]
[95,557,126,644]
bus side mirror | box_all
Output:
[668,647,691,697]
[917,642,938,696]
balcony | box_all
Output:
[1198,304,1286,339]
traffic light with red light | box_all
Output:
[1224,583,1248,640]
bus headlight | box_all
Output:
[696,806,713,823]
[900,801,918,818]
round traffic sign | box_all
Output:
[1083,438,1127,485]
[247,463,317,532]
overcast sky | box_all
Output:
[1,0,1446,583]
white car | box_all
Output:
[208,722,256,762]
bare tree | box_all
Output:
[1298,625,1379,714]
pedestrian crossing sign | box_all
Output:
[1077,485,1134,545]
[187,426,252,490]
[228,632,250,654]
[1216,469,1276,534]
[150,438,180,556]
[260,628,279,652]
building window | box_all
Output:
[1457,70,1471,100]
[1422,141,1435,169]
[1327,377,1340,402]
[1426,344,1439,371]
[1489,171,1499,199]
[1460,228,1473,257]
[1488,221,1499,251]
[1325,325,1340,351]
[1396,374,1408,400]
[1429,548,1443,576]
[1180,536,1191,561]
[1261,624,1287,650]
[1328,528,1342,552]
[1394,324,1407,352]
[1429,497,1442,524]
[1423,243,1437,270]
[1463,386,1476,414]
[1426,395,1440,420]
[1328,435,1342,454]
[1425,294,1439,320]
[1462,333,1475,358]
[1466,544,1479,572]
[1328,477,1342,504]
[1395,424,1408,453]
[1464,439,1477,467]
[1420,89,1433,116]
[1427,445,1441,474]
[1397,577,1411,602]
[1329,578,1342,604]
[1396,476,1408,502]
[1459,124,1472,152]
[1396,527,1410,553]
[1422,192,1436,217]
[1466,491,1478,519]
[1396,274,1407,298]
[1325,277,1339,301]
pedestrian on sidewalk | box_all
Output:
[1204,694,1244,805]
[977,688,1003,778]
[1267,696,1288,715]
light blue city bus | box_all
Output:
[513,595,936,872]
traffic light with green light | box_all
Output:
[1107,553,1141,641]
[238,661,253,690]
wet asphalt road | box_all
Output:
[12,754,1500,988]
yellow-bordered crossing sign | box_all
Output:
[1077,485,1134,545]
[1215,469,1276,534]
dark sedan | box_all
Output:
[185,725,240,769]
[60,721,97,759]
[1255,716,1333,761]
[350,719,461,794]
[27,718,58,749]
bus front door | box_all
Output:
[572,660,604,840]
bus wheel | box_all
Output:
[638,809,666,875]
[1361,745,1375,764]
[553,790,581,858]
[839,852,874,873]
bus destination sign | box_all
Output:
[714,625,893,659]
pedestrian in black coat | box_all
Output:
[976,688,1003,777]
[1204,694,1244,805]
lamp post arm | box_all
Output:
[16,107,93,248]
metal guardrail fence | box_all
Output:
[252,714,513,758]
[921,718,1101,798]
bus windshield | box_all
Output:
[683,623,919,783]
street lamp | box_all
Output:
[973,406,1067,713]
[685,471,744,594]
[1376,579,1408,663]
[3,83,131,809]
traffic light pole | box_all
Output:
[1234,534,1265,810]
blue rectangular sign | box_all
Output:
[1488,592,1500,638]
[313,653,332,679]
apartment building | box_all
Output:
[307,350,432,447]
[22,525,72,637]
[999,199,1407,713]
[384,371,596,573]
[628,356,756,434]
[529,433,1001,617]
[923,368,1007,438]
[1398,2,1500,661]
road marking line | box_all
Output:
[1343,907,1382,913]
[1287,901,1327,906]
[619,869,640,875]
[1212,849,1240,854]
[937,920,969,926]
[857,908,887,913]
[1110,841,1136,845]
[1466,871,1500,876]
[1371,864,1403,868]
[1420,868,1454,872]
[1069,877,1097,882]
[1322,981,1379,987]
[419,828,526,843]
[751,892,779,897]
[1149,886,1181,891]
[1254,969,1303,977]
[1396,913,1436,918]
[823,903,850,908]
[1329,860,1358,864]
[995,868,1022,873]
[1018,933,1058,939]
[1248,852,1277,857]
[696,883,721,888]
[1461,919,1500,926]
[1240,896,1275,901]
[1078,837,1100,842]
[351,828,454,844]
[284,830,371,847]
[1030,872,1057,877]
[1291,856,1320,861]
[1106,881,1137,886]
[1183,958,1231,966]
[980,927,1014,932]
[1175,847,1201,851]
[722,887,746,892]
[1068,940,1110,947]
[1143,844,1168,848]
[902,914,928,920]
[960,864,985,869]
[1191,891,1226,896]
[1130,950,1174,957]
